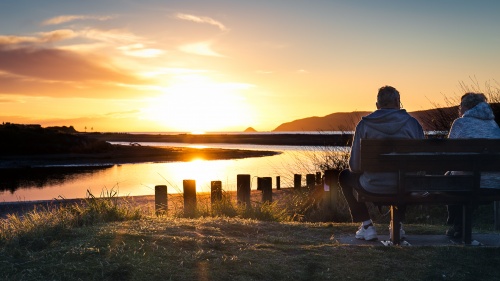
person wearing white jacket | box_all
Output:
[446,93,500,238]
[339,85,425,241]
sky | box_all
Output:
[1,0,499,133]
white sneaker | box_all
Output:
[389,223,406,240]
[355,223,378,241]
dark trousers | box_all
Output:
[338,169,371,222]
[339,169,406,223]
[447,205,462,226]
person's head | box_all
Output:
[459,92,487,116]
[376,86,401,109]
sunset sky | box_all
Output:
[1,1,499,133]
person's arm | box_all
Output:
[448,119,465,139]
[349,122,363,172]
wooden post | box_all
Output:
[294,174,301,189]
[237,174,251,206]
[391,205,402,245]
[276,176,281,190]
[183,179,197,217]
[315,172,322,184]
[306,174,315,189]
[261,177,272,203]
[256,177,262,191]
[211,181,222,205]
[155,185,168,216]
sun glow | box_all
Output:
[142,75,254,132]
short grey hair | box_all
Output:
[460,92,487,111]
[377,86,400,108]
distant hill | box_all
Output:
[273,112,370,132]
[244,127,257,132]
[272,106,475,132]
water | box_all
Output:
[0,142,346,202]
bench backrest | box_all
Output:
[360,138,500,172]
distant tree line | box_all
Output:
[0,123,110,155]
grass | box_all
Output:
[1,188,500,280]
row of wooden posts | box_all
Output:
[154,170,339,216]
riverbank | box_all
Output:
[0,144,281,169]
[87,132,354,146]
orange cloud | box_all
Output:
[0,47,152,98]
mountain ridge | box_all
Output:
[271,106,465,132]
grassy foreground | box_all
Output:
[1,190,500,281]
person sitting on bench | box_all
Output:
[446,92,500,238]
[338,85,425,241]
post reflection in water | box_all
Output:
[0,144,344,202]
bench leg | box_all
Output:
[462,204,473,245]
[390,205,402,245]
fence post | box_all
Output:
[237,174,251,206]
[211,181,222,205]
[256,177,262,191]
[183,179,197,217]
[306,174,315,189]
[155,185,168,216]
[276,176,281,190]
[261,177,272,203]
[315,172,322,184]
[294,174,302,189]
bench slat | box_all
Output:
[361,139,500,172]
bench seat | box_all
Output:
[356,138,500,245]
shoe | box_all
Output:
[355,223,378,241]
[446,225,462,238]
[389,223,406,240]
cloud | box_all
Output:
[0,47,152,98]
[176,13,228,31]
[0,29,76,46]
[179,41,224,57]
[42,15,115,26]
[81,28,144,44]
[117,44,164,58]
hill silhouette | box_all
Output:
[272,107,463,132]
[272,103,500,132]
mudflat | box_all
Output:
[0,145,281,168]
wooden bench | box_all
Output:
[353,138,500,245]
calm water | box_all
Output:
[0,142,346,202]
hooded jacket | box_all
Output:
[448,102,500,188]
[349,109,425,193]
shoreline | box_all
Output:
[0,144,281,169]
[87,132,354,146]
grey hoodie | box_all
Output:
[349,109,425,193]
[448,102,500,188]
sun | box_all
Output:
[142,74,254,132]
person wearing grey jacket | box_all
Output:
[446,92,500,238]
[339,85,425,241]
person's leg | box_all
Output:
[338,169,370,222]
[446,204,463,237]
[447,204,462,225]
